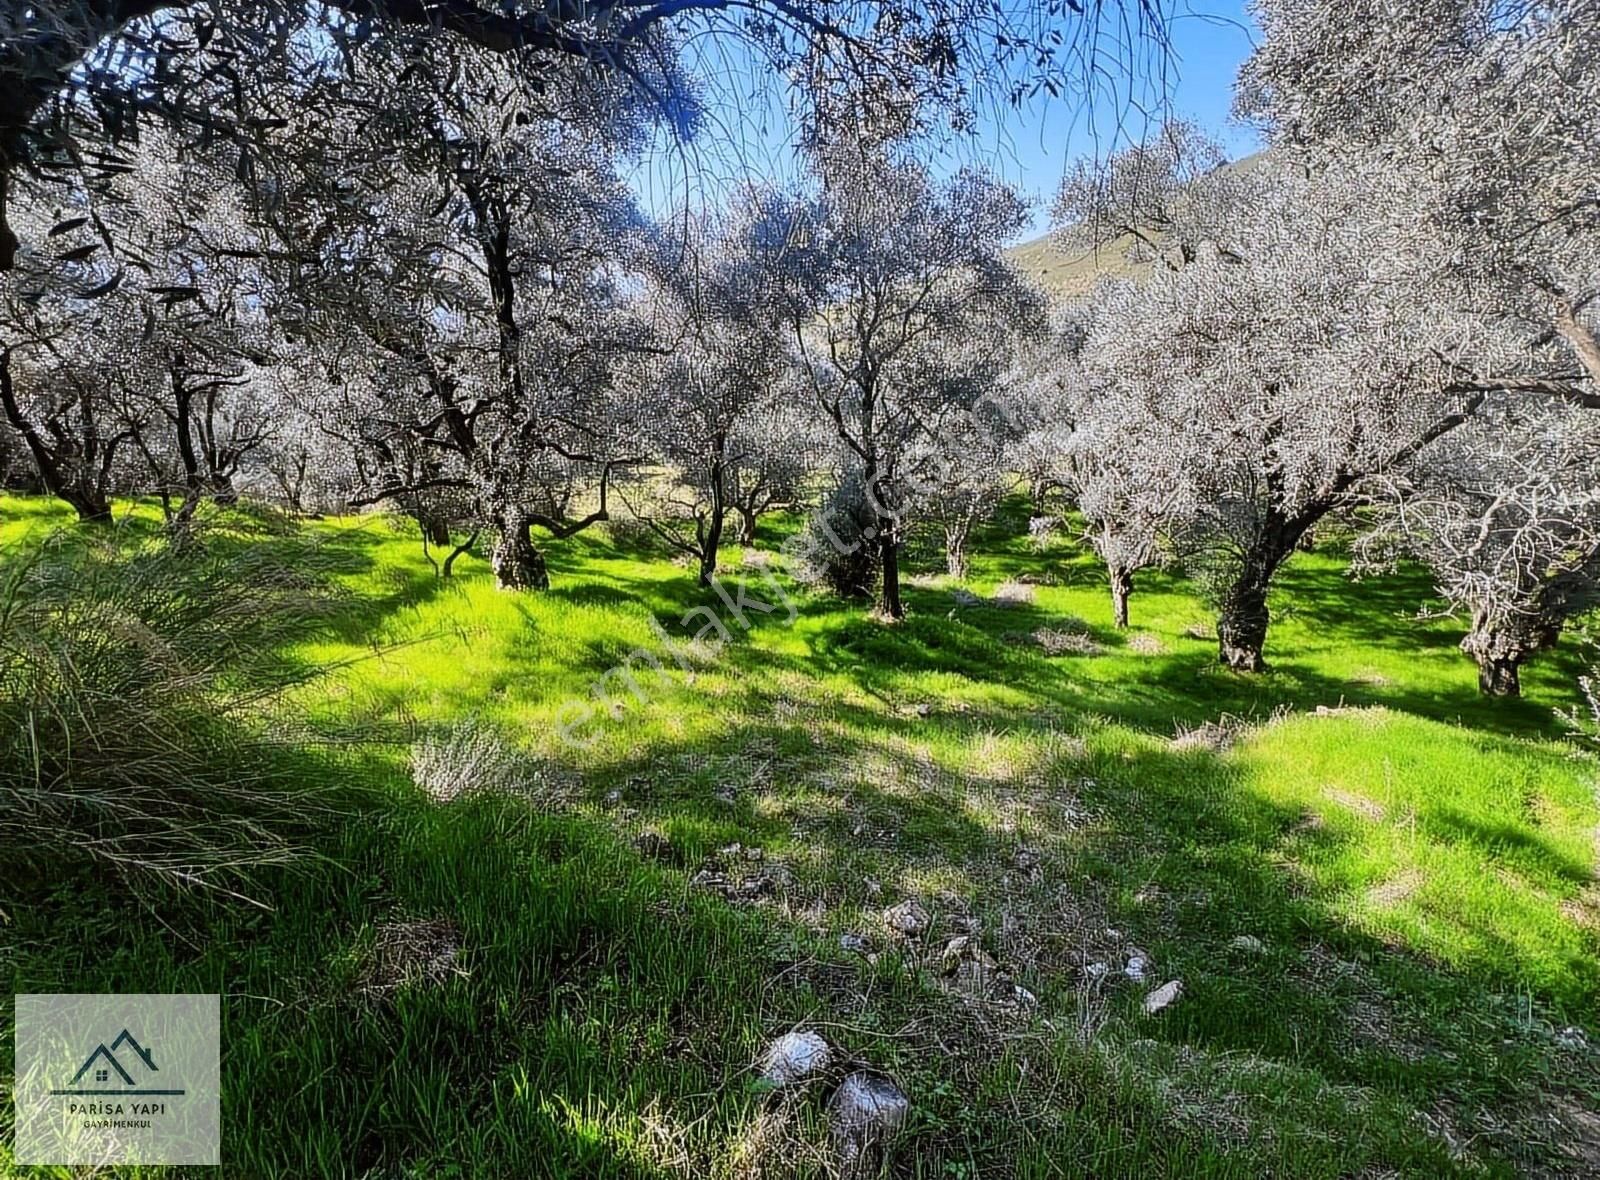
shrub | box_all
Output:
[787,470,879,600]
[409,717,528,803]
[0,525,344,901]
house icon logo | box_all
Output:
[50,1030,185,1097]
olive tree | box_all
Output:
[256,46,658,589]
[1077,152,1517,669]
[1363,402,1600,696]
[1238,0,1600,405]
[1,0,1158,275]
[620,207,802,584]
[755,140,1039,617]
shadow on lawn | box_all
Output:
[7,689,1594,1176]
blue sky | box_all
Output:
[976,0,1262,238]
[630,0,1261,242]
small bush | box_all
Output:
[787,471,880,600]
[409,717,528,803]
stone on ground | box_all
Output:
[828,1071,910,1172]
[883,899,931,937]
[759,1030,832,1087]
[1143,979,1184,1015]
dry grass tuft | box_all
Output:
[360,917,466,996]
[990,580,1036,607]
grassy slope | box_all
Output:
[3,494,1599,1178]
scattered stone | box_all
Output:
[691,869,731,892]
[1013,846,1040,872]
[691,861,791,903]
[950,587,983,607]
[863,877,883,898]
[602,788,624,807]
[883,899,931,937]
[759,1030,833,1087]
[1083,961,1111,982]
[744,862,793,896]
[1124,953,1150,983]
[915,702,932,717]
[1127,632,1167,656]
[839,932,870,954]
[1143,979,1184,1015]
[828,1072,910,1172]
[1170,718,1243,753]
[1032,626,1102,656]
[714,786,738,805]
[1182,622,1213,641]
[1008,983,1039,1007]
[1227,935,1266,955]
[1558,1026,1590,1051]
[938,935,975,969]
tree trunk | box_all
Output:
[209,472,239,506]
[944,523,970,579]
[423,513,451,547]
[1460,612,1558,698]
[698,435,726,587]
[1030,476,1053,516]
[1217,576,1269,671]
[737,506,758,547]
[879,529,903,619]
[1214,499,1328,671]
[1471,650,1523,697]
[492,514,549,590]
[1109,563,1133,629]
[65,490,113,524]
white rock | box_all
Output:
[759,1030,832,1086]
[828,1071,910,1168]
[1143,979,1183,1015]
[1084,961,1110,981]
[883,899,930,937]
[839,931,870,954]
[1124,954,1149,982]
[1227,935,1265,955]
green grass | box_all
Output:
[4,493,1599,1178]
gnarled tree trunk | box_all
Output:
[1217,572,1271,671]
[737,506,758,547]
[944,520,971,579]
[879,529,903,619]
[491,513,548,591]
[1461,612,1561,698]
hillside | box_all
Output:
[1003,229,1149,299]
[4,495,1599,1176]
